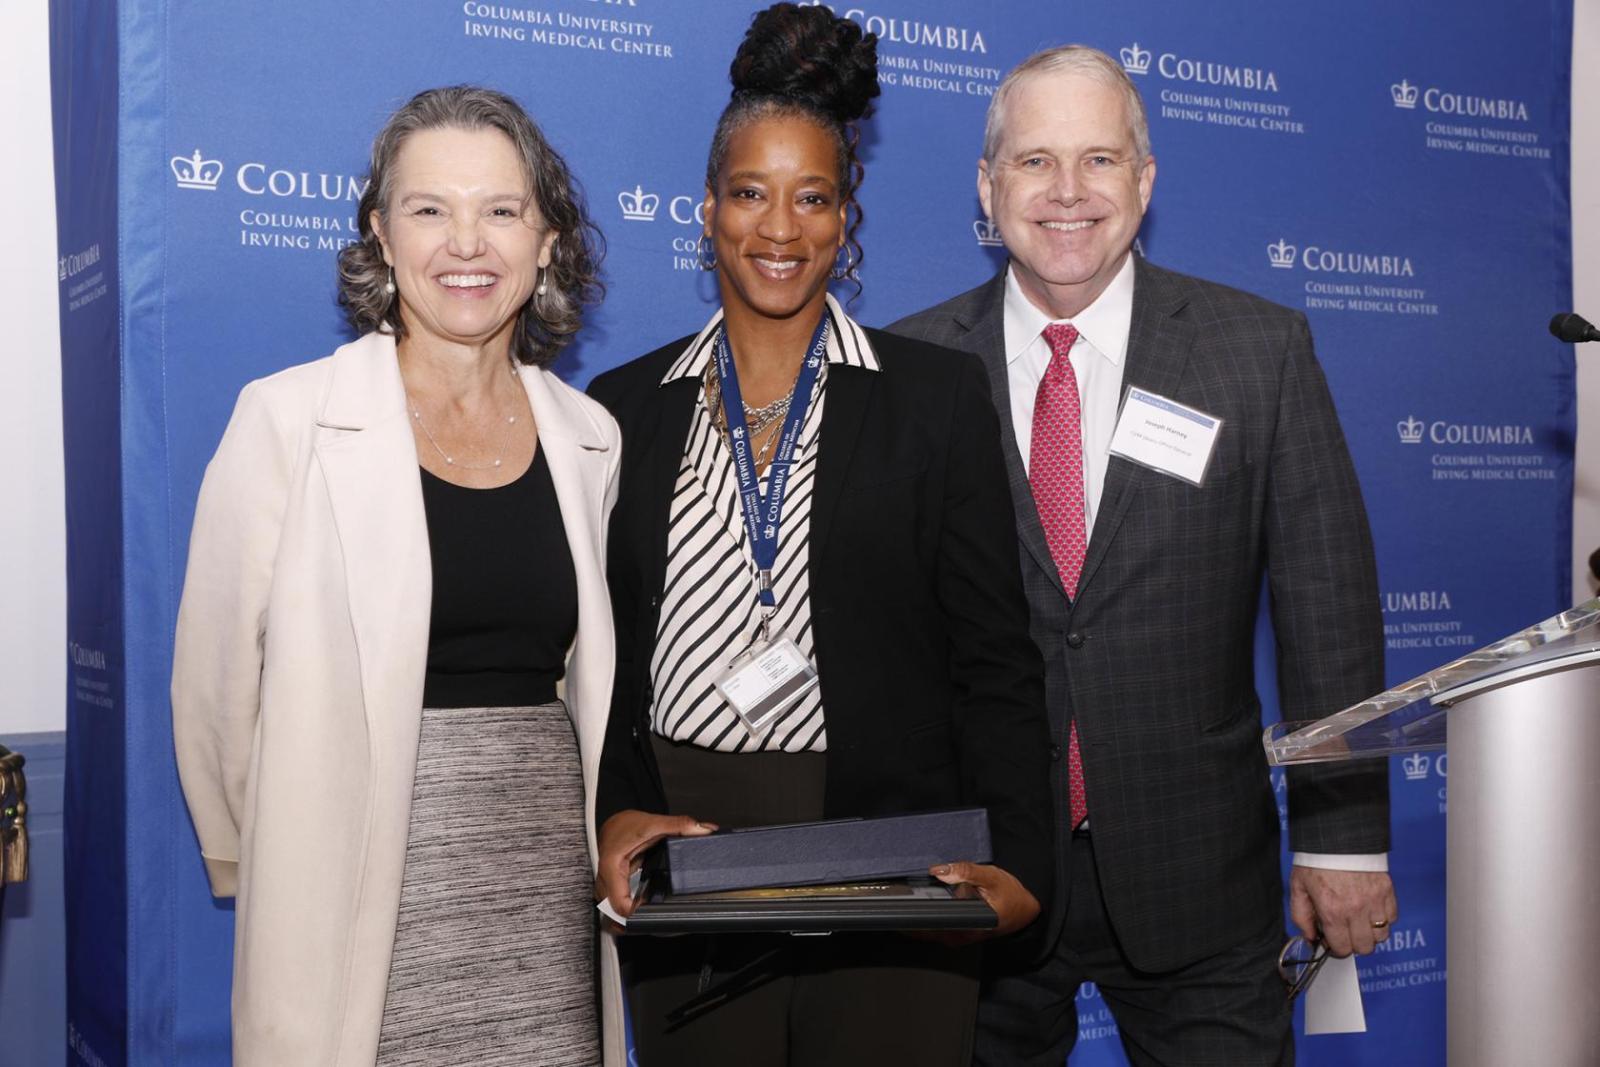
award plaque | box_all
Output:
[625,876,998,935]
[622,808,1000,934]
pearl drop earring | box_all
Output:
[536,268,548,297]
[384,267,396,296]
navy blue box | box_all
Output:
[661,808,992,895]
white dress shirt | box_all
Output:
[1001,254,1384,874]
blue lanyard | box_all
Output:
[714,314,830,609]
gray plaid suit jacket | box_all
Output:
[890,257,1389,973]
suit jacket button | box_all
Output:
[1066,631,1085,649]
[1048,744,1062,762]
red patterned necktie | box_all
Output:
[1030,323,1089,828]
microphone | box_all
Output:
[1549,313,1600,343]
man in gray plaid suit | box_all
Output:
[891,46,1397,1066]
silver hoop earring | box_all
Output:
[697,236,717,272]
[830,245,857,281]
[384,267,396,296]
[536,268,548,297]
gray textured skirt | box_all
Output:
[376,703,598,1066]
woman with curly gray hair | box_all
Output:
[173,85,625,1065]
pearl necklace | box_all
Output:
[408,363,521,471]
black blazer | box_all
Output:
[891,258,1389,973]
[588,323,1055,908]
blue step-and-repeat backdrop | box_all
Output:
[51,0,1574,1063]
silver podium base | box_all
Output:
[1445,657,1600,1066]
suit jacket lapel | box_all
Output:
[811,362,872,564]
[521,364,610,562]
[1076,258,1195,598]
[958,274,1069,602]
[646,378,699,603]
[314,334,432,728]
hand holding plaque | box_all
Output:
[929,860,1041,942]
[595,808,717,920]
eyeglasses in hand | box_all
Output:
[1278,935,1329,1002]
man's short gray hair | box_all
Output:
[982,45,1152,165]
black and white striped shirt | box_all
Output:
[650,295,881,753]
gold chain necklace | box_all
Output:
[703,359,806,468]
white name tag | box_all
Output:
[1108,386,1223,486]
[713,635,819,740]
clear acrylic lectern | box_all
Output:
[1264,597,1600,1067]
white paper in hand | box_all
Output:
[1304,952,1366,1034]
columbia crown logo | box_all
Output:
[1391,80,1419,109]
[1398,417,1424,444]
[171,149,223,190]
[973,218,1003,247]
[1120,43,1152,75]
[1402,752,1431,780]
[618,185,659,221]
[1268,239,1296,269]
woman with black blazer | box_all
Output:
[588,6,1053,1063]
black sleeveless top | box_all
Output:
[419,449,578,708]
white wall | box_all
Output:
[4,8,1597,739]
[1572,1,1600,602]
[0,2,67,735]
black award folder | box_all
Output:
[661,807,993,895]
[624,808,998,935]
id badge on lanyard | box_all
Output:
[713,633,818,740]
[709,316,829,740]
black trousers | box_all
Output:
[974,831,1292,1067]
[622,736,980,1066]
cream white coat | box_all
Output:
[172,333,626,1065]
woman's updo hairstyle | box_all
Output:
[706,3,879,291]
